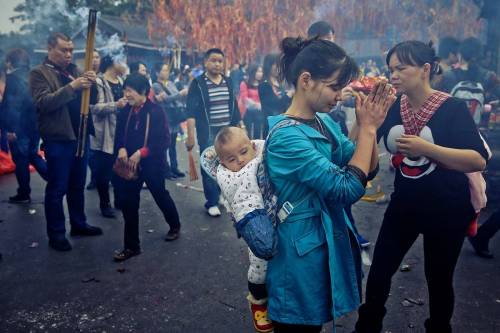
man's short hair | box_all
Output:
[459,37,483,63]
[47,32,71,48]
[5,48,30,69]
[307,21,334,39]
[204,48,225,60]
[438,37,460,59]
[124,72,150,96]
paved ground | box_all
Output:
[1,141,500,333]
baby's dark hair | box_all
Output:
[278,37,359,88]
[386,40,441,80]
[214,126,247,156]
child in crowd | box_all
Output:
[211,126,273,333]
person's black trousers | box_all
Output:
[115,160,180,251]
[355,203,470,333]
[94,150,114,209]
[243,108,265,139]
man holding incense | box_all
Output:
[30,32,102,252]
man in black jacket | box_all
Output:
[30,32,102,252]
[3,48,47,203]
[185,48,241,217]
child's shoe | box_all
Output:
[247,293,273,333]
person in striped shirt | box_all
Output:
[186,48,242,217]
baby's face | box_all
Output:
[219,136,256,172]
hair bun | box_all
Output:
[281,37,316,57]
[280,37,307,58]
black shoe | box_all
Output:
[165,172,177,180]
[171,169,186,178]
[86,180,96,190]
[101,206,116,218]
[70,225,103,237]
[113,248,141,262]
[8,194,31,203]
[165,228,180,241]
[469,236,493,259]
[49,238,72,251]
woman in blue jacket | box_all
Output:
[265,37,396,332]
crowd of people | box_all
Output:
[0,18,499,333]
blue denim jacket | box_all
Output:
[265,113,365,326]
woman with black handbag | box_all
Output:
[153,63,188,180]
[113,73,181,262]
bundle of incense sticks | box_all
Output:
[188,150,199,181]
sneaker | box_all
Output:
[357,233,371,248]
[247,294,273,333]
[8,194,31,204]
[207,206,221,217]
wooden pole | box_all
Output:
[76,9,98,157]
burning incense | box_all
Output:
[76,9,98,157]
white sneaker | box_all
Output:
[207,206,221,217]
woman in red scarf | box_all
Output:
[354,41,489,333]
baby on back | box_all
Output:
[214,127,274,333]
[214,127,264,222]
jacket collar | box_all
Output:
[268,113,335,141]
[43,57,78,75]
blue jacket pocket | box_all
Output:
[294,227,326,257]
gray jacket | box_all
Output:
[89,75,122,154]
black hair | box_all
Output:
[386,40,441,80]
[307,21,334,39]
[99,55,114,73]
[5,48,30,69]
[247,63,262,86]
[123,72,150,95]
[438,37,460,59]
[204,48,224,60]
[458,37,483,81]
[278,37,359,88]
[129,61,147,74]
[47,32,71,48]
[151,62,168,82]
[262,53,278,81]
[459,37,482,63]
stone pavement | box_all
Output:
[1,143,499,333]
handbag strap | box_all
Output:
[123,106,151,150]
